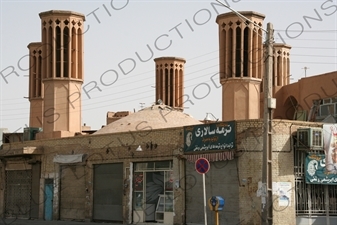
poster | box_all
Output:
[259,182,292,207]
[305,154,337,184]
[323,124,337,173]
[276,182,291,207]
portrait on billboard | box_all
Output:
[324,124,337,174]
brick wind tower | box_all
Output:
[28,42,44,128]
[269,44,292,119]
[36,10,85,139]
[154,57,186,110]
[216,11,265,121]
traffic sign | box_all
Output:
[195,158,210,174]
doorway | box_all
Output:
[133,161,173,224]
[44,179,53,221]
[145,172,164,221]
[93,163,123,222]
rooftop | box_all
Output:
[93,104,203,135]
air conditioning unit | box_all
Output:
[296,128,323,150]
[23,127,42,141]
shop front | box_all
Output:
[132,161,174,224]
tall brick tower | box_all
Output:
[272,44,291,88]
[28,42,44,128]
[270,44,292,119]
[216,11,265,121]
[154,57,185,110]
[38,10,85,139]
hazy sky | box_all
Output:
[0,0,336,133]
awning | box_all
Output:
[53,154,85,164]
[185,151,235,162]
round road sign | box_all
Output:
[195,158,210,174]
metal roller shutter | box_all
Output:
[185,160,240,225]
[60,165,86,221]
[5,170,32,218]
[93,163,123,222]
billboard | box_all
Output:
[305,154,337,185]
[305,124,337,185]
[183,121,235,153]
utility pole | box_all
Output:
[262,22,274,225]
[213,1,274,223]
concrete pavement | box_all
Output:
[0,218,124,225]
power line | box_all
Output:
[1,44,336,103]
[1,59,336,112]
[274,29,337,33]
[1,43,337,119]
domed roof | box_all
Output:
[93,104,203,135]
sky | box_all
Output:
[0,0,336,133]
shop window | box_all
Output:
[135,161,172,171]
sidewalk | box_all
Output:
[0,218,124,225]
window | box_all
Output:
[135,161,173,171]
[316,97,337,119]
[320,104,334,116]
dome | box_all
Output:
[93,104,203,135]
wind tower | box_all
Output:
[28,42,44,128]
[154,57,185,110]
[216,11,265,121]
[270,43,292,119]
[37,10,85,139]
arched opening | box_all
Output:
[56,26,61,78]
[228,28,233,77]
[63,27,69,78]
[235,27,241,77]
[243,27,249,77]
[284,96,298,120]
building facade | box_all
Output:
[1,119,335,225]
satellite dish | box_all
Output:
[204,113,218,121]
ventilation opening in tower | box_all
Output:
[243,28,249,77]
[56,26,61,78]
[235,27,241,77]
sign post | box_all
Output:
[195,158,210,225]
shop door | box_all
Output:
[93,163,123,222]
[44,179,54,220]
[145,172,164,222]
[60,165,86,220]
[5,170,32,218]
[30,162,41,219]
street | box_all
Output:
[0,219,124,225]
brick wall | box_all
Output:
[0,120,324,224]
[1,127,185,224]
[236,119,322,225]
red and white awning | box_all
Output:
[185,151,235,162]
